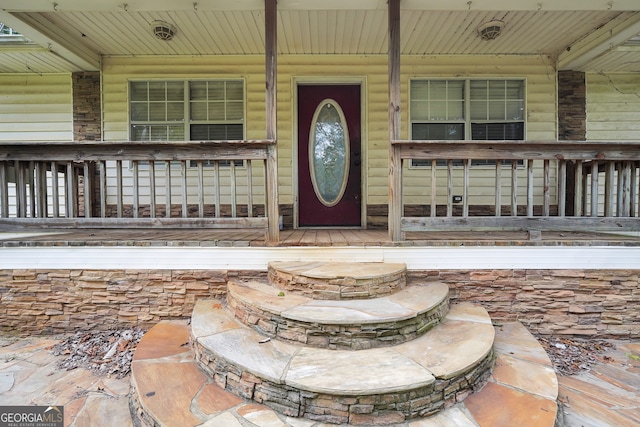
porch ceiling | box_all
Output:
[0,1,639,74]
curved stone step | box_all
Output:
[268,261,407,300]
[227,279,450,349]
[191,300,495,423]
[132,320,558,427]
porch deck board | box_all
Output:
[1,227,639,247]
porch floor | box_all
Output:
[1,228,640,247]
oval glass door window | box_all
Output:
[309,99,350,207]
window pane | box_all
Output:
[507,101,524,120]
[470,80,487,100]
[448,81,464,99]
[412,123,463,140]
[166,102,184,121]
[411,100,428,121]
[130,82,148,101]
[191,124,243,140]
[472,123,524,140]
[411,81,429,99]
[148,82,166,101]
[226,81,243,100]
[150,126,168,140]
[149,103,165,121]
[131,103,148,121]
[448,100,464,120]
[430,81,448,99]
[190,102,207,121]
[470,100,487,120]
[488,80,505,99]
[506,80,524,99]
[488,100,506,120]
[208,82,225,100]
[131,125,150,140]
[226,101,243,120]
[166,82,184,101]
[190,81,207,100]
[208,102,225,120]
[430,100,447,120]
[168,125,184,140]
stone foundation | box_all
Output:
[193,338,494,424]
[0,268,638,338]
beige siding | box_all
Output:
[102,54,557,208]
[0,74,72,142]
[587,73,640,141]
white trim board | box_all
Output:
[0,246,638,270]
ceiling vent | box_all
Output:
[151,21,176,41]
[477,20,504,41]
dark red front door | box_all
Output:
[298,84,361,227]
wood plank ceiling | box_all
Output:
[0,2,639,73]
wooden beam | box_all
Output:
[265,0,280,243]
[388,0,402,241]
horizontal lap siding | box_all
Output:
[0,74,72,142]
[400,55,558,205]
[587,73,640,141]
[102,55,557,208]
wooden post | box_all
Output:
[265,0,279,243]
[388,0,402,241]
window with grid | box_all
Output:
[410,79,525,166]
[130,80,245,165]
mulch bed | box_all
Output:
[536,335,615,376]
[50,327,145,379]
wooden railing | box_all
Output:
[0,140,279,242]
[389,140,640,241]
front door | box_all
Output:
[298,84,361,227]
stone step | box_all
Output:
[131,321,559,427]
[227,279,450,349]
[268,261,407,300]
[190,299,495,424]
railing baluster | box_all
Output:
[16,161,26,217]
[165,161,171,218]
[180,160,189,218]
[247,160,253,218]
[511,160,517,216]
[99,161,107,218]
[430,160,437,217]
[590,162,599,217]
[214,160,220,218]
[149,161,156,218]
[36,162,47,218]
[463,159,470,217]
[616,162,624,217]
[575,160,583,217]
[622,161,631,217]
[83,162,92,218]
[558,160,566,217]
[543,159,550,216]
[495,160,502,217]
[631,162,638,217]
[527,159,534,217]
[196,160,203,218]
[230,160,237,218]
[0,162,8,218]
[65,161,75,218]
[447,159,453,217]
[132,161,139,218]
[51,162,59,218]
[28,161,36,218]
[605,162,615,217]
[116,160,123,218]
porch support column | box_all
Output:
[265,0,279,242]
[388,0,402,241]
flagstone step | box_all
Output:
[190,299,495,424]
[226,279,450,349]
[268,261,407,300]
[131,320,558,427]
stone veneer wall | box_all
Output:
[0,268,638,338]
[72,71,102,141]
